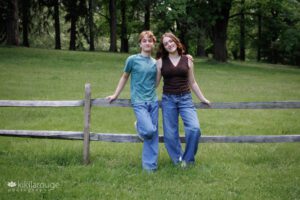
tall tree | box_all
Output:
[88,0,95,51]
[109,0,117,52]
[53,0,61,49]
[39,0,61,49]
[256,3,262,61]
[21,0,30,47]
[193,0,211,57]
[0,1,8,43]
[211,0,232,62]
[68,0,78,50]
[239,0,245,61]
[63,0,87,50]
[144,0,151,30]
[120,0,128,52]
[6,0,19,46]
[176,1,189,53]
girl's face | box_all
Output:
[140,35,154,53]
[162,36,177,54]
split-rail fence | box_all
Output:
[1,83,299,164]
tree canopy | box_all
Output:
[1,0,299,65]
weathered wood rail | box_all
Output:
[1,130,300,143]
[1,99,300,109]
[0,83,300,164]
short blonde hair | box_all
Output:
[138,30,156,43]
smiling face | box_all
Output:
[162,36,178,54]
[140,35,155,53]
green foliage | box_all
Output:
[3,0,300,65]
[226,0,300,65]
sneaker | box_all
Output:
[180,161,187,169]
[180,161,195,169]
[134,121,144,142]
[143,168,157,174]
[178,156,182,162]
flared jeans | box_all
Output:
[133,101,159,171]
[162,93,201,164]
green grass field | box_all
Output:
[0,47,299,199]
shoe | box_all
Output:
[143,168,157,174]
[180,161,187,169]
[134,121,144,142]
[180,161,195,169]
[179,156,182,162]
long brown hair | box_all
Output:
[156,32,185,59]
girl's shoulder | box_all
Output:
[156,58,162,67]
[181,54,189,61]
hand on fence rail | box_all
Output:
[1,99,300,109]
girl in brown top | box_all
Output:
[156,32,210,167]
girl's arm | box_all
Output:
[106,72,130,103]
[156,59,162,88]
[188,59,211,105]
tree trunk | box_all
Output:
[120,0,128,52]
[239,0,245,61]
[212,1,231,62]
[109,0,117,52]
[88,0,95,51]
[6,0,19,46]
[257,12,262,62]
[196,30,206,57]
[21,0,30,47]
[69,17,77,50]
[177,20,189,54]
[54,0,61,50]
[69,1,77,50]
[196,43,206,57]
[144,0,150,30]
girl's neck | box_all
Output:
[168,51,180,58]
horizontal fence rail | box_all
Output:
[0,100,84,107]
[1,99,300,109]
[1,130,300,143]
[1,83,300,164]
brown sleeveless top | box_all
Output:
[161,55,190,94]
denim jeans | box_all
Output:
[162,93,201,164]
[132,101,159,171]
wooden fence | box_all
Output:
[0,83,300,164]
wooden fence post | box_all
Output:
[83,83,91,165]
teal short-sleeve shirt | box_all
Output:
[124,54,157,104]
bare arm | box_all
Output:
[188,59,211,105]
[186,54,194,61]
[156,59,162,88]
[106,72,130,103]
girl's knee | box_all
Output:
[188,125,201,136]
[143,126,157,139]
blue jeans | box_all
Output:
[162,93,201,164]
[132,101,159,171]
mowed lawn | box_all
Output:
[0,47,299,199]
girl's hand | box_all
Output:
[106,95,117,103]
[202,99,211,106]
[186,54,194,61]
